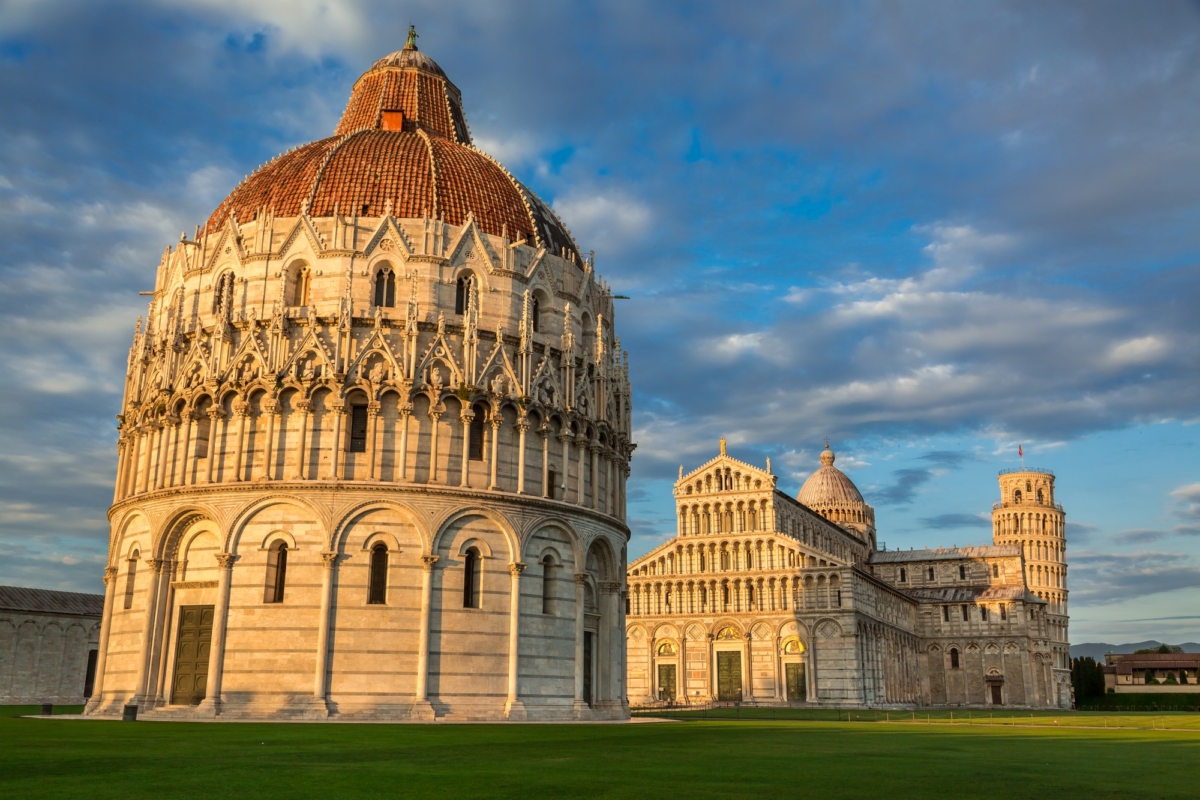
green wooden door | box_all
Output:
[785,662,806,702]
[657,663,677,701]
[171,605,213,705]
[716,651,742,701]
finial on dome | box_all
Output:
[405,25,419,50]
[719,437,727,456]
[820,443,835,467]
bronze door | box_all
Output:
[657,663,677,702]
[716,651,742,701]
[785,662,806,702]
[171,605,213,705]
[990,684,1003,705]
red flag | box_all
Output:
[1018,444,1023,458]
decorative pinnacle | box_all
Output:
[405,25,419,50]
[719,437,727,456]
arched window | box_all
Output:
[899,567,907,583]
[1014,489,1022,504]
[455,273,474,315]
[928,566,935,581]
[212,272,235,316]
[531,295,541,333]
[959,565,966,580]
[541,555,557,615]
[992,564,999,578]
[368,543,388,604]
[1036,488,1044,504]
[721,585,730,610]
[266,542,288,603]
[374,267,396,307]
[950,648,960,669]
[469,404,486,461]
[463,547,481,608]
[292,266,310,306]
[1000,604,1007,621]
[123,551,139,610]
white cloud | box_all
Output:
[553,190,652,249]
[157,0,372,55]
[1107,335,1171,368]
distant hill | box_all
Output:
[1071,641,1200,660]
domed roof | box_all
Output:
[797,445,865,507]
[204,32,580,261]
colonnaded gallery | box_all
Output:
[86,34,1070,722]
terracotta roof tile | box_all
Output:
[205,47,581,262]
[0,585,104,617]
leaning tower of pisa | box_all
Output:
[992,467,1071,707]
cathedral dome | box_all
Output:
[798,445,864,506]
[204,32,579,261]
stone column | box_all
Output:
[397,405,412,481]
[179,414,196,486]
[559,431,572,502]
[600,581,622,708]
[505,562,527,719]
[577,440,587,505]
[708,633,716,701]
[331,402,346,479]
[428,410,442,483]
[131,558,166,705]
[516,421,529,494]
[745,630,754,700]
[540,426,550,498]
[163,419,181,488]
[198,552,237,717]
[112,440,128,504]
[311,551,338,715]
[149,561,177,706]
[460,409,473,487]
[367,402,381,480]
[293,400,310,479]
[413,555,438,719]
[139,426,154,493]
[260,400,278,480]
[154,421,170,489]
[205,409,224,484]
[488,417,502,490]
[590,445,599,510]
[85,567,119,714]
[573,572,588,715]
[232,403,248,482]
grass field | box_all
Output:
[3,705,1200,798]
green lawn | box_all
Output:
[3,705,1200,798]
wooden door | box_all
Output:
[657,663,677,702]
[785,662,806,702]
[171,605,213,705]
[717,651,742,701]
[990,684,1003,705]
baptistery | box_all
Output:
[86,31,633,721]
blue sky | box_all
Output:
[1,1,1199,643]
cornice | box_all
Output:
[107,479,631,538]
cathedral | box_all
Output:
[626,442,1072,708]
[86,32,633,721]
